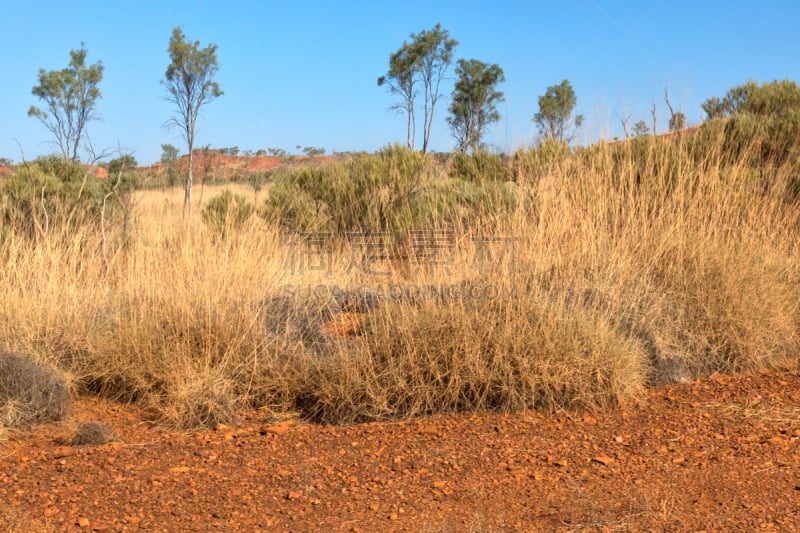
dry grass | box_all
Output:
[0,352,70,429]
[1,137,798,428]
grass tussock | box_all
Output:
[0,137,798,429]
[0,352,70,429]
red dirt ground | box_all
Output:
[1,368,799,532]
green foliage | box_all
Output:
[513,139,572,182]
[0,156,129,240]
[533,79,583,143]
[378,40,420,149]
[701,80,800,168]
[160,144,179,163]
[380,23,457,152]
[669,112,686,131]
[701,80,800,119]
[302,146,326,156]
[163,26,223,214]
[107,154,137,176]
[28,44,104,162]
[447,59,505,153]
[411,23,458,153]
[448,150,511,182]
[632,120,650,137]
[262,145,430,235]
[262,145,523,238]
[159,144,180,188]
[201,190,255,238]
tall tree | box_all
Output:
[447,59,505,153]
[411,23,458,154]
[379,24,457,153]
[28,44,104,162]
[533,80,583,144]
[162,27,222,216]
[378,42,420,150]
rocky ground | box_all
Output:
[1,368,799,532]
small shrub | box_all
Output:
[448,150,511,182]
[59,420,118,446]
[201,189,255,237]
[0,352,70,429]
[513,139,571,183]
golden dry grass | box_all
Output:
[1,137,798,427]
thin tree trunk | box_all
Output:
[184,141,193,217]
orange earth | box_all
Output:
[1,367,799,531]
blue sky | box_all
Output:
[1,1,798,165]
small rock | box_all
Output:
[591,455,614,466]
[418,426,439,436]
[77,517,90,528]
[53,447,75,459]
[553,459,568,467]
[388,513,398,521]
[432,480,446,489]
[260,420,296,436]
[286,491,302,500]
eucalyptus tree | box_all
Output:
[29,44,104,162]
[163,27,222,216]
[447,59,505,153]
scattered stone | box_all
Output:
[432,480,446,489]
[76,517,90,528]
[261,421,296,436]
[53,447,76,459]
[591,455,614,466]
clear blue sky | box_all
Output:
[1,1,798,165]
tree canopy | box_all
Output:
[447,59,505,153]
[379,24,457,153]
[28,44,104,162]
[533,80,583,144]
[163,27,222,215]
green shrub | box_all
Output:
[201,189,255,237]
[448,150,511,182]
[261,144,431,235]
[0,156,130,241]
[513,139,571,183]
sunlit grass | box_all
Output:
[1,137,798,428]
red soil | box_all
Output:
[1,368,799,531]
